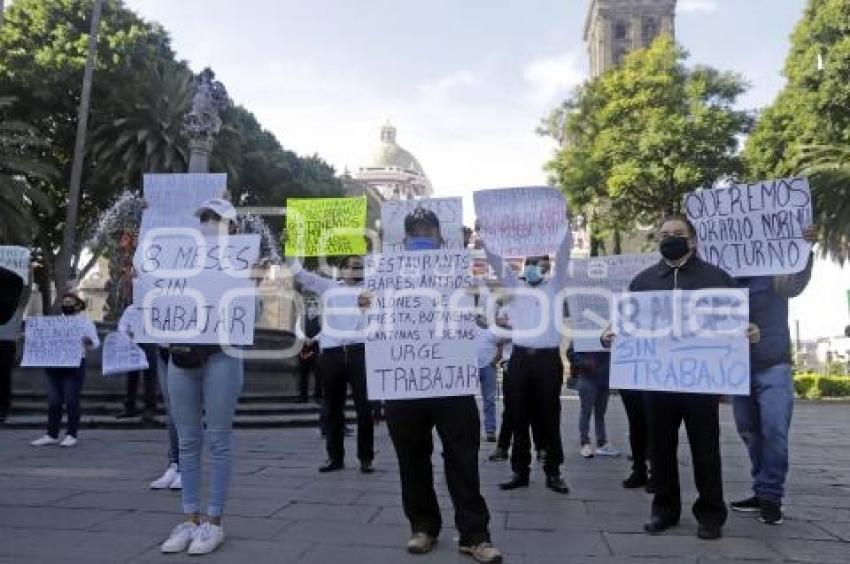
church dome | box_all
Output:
[357,122,433,199]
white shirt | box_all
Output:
[485,233,572,349]
[117,305,139,336]
[476,327,505,368]
[293,262,366,350]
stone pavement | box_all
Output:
[0,399,848,563]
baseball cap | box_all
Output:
[195,198,237,223]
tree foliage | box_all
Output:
[744,0,850,262]
[543,36,752,249]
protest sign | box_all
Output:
[610,289,750,395]
[0,246,30,282]
[285,197,366,257]
[141,174,227,234]
[364,249,479,400]
[684,177,813,277]
[473,187,569,258]
[132,233,261,345]
[565,254,658,352]
[102,332,149,376]
[21,316,86,368]
[381,197,463,252]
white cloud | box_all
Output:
[523,51,586,106]
[678,0,719,14]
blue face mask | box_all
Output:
[405,237,439,251]
[524,264,543,285]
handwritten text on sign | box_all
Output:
[285,197,366,257]
[21,316,87,368]
[133,234,260,345]
[610,289,751,396]
[141,174,227,232]
[684,177,813,277]
[0,246,30,283]
[365,250,479,400]
[565,254,658,352]
[381,197,464,252]
[474,187,569,258]
[102,332,150,376]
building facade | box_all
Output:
[355,122,433,201]
[584,0,677,78]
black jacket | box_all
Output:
[628,255,738,293]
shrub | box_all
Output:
[793,373,850,398]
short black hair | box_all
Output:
[404,207,440,235]
[656,213,697,238]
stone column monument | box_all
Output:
[183,68,229,173]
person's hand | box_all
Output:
[803,224,819,244]
[83,337,94,347]
[747,323,761,344]
[358,291,373,309]
[601,328,615,349]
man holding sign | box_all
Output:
[603,214,759,541]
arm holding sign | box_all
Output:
[290,259,337,297]
[81,317,100,350]
[482,243,518,289]
[553,227,574,289]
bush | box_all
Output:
[793,373,850,398]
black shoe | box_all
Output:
[499,473,530,490]
[622,471,648,489]
[536,449,546,462]
[360,460,374,474]
[644,517,677,535]
[697,524,722,540]
[759,500,783,525]
[488,447,508,462]
[730,495,761,513]
[545,474,570,494]
[645,482,659,495]
[115,409,138,419]
[318,460,344,473]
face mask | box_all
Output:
[200,222,226,237]
[660,236,691,262]
[405,237,439,251]
[523,264,543,285]
[61,305,76,315]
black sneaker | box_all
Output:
[622,471,648,489]
[730,496,761,513]
[759,500,783,525]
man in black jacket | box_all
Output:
[604,213,759,541]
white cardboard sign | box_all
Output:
[364,250,479,400]
[473,187,569,258]
[610,289,751,396]
[141,173,227,234]
[381,197,464,252]
[684,177,813,277]
[102,332,150,376]
[21,316,86,368]
[0,246,30,283]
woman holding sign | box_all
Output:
[30,293,100,448]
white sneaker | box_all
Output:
[60,435,78,447]
[160,521,198,553]
[150,464,178,490]
[580,444,594,458]
[188,522,225,555]
[596,443,621,457]
[169,472,182,490]
[31,435,60,447]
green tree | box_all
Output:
[543,36,752,251]
[744,0,850,262]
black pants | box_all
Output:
[507,347,564,476]
[125,344,157,412]
[0,340,15,417]
[386,395,491,546]
[298,348,321,400]
[620,390,649,475]
[321,345,373,463]
[496,367,543,452]
[646,391,727,528]
[45,362,86,438]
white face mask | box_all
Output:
[200,222,227,236]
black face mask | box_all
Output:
[61,306,77,315]
[659,236,691,262]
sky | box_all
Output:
[115,0,848,339]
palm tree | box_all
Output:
[88,58,194,187]
[0,96,55,243]
[796,144,850,264]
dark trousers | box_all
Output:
[298,350,321,401]
[45,361,86,438]
[321,345,373,463]
[620,390,649,475]
[496,367,543,452]
[507,347,564,476]
[0,341,14,416]
[386,395,491,546]
[646,391,727,528]
[125,344,157,412]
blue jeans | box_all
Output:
[157,351,179,467]
[168,352,243,517]
[44,361,86,438]
[732,363,794,504]
[479,365,497,435]
[578,375,609,446]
